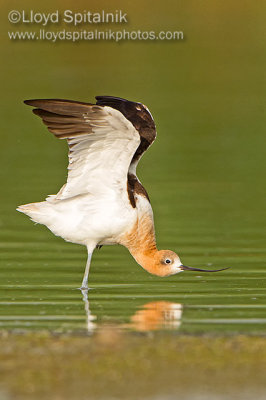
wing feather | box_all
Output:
[95,96,157,174]
[25,99,140,200]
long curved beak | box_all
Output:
[180,265,229,272]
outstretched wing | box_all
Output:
[24,98,141,200]
[96,96,157,174]
[95,96,157,208]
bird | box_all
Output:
[17,95,228,289]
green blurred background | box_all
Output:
[0,0,265,331]
[0,1,266,400]
[1,0,265,230]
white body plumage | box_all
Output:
[18,96,226,288]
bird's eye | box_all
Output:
[165,259,171,264]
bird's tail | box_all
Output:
[16,201,50,224]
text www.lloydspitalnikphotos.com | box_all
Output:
[7,9,184,43]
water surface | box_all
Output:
[0,0,265,337]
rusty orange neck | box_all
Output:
[119,214,163,275]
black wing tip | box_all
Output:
[32,108,43,116]
[24,99,61,108]
[24,99,37,106]
[24,98,93,107]
[24,96,138,109]
[95,95,141,107]
[96,95,129,102]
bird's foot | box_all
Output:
[79,285,89,291]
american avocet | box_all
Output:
[17,96,227,289]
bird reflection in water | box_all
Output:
[129,301,183,332]
[80,290,183,334]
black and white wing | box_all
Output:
[95,96,156,174]
[95,96,157,207]
[24,96,157,205]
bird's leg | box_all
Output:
[80,247,94,290]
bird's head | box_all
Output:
[140,250,183,277]
[139,249,229,277]
[153,250,183,277]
